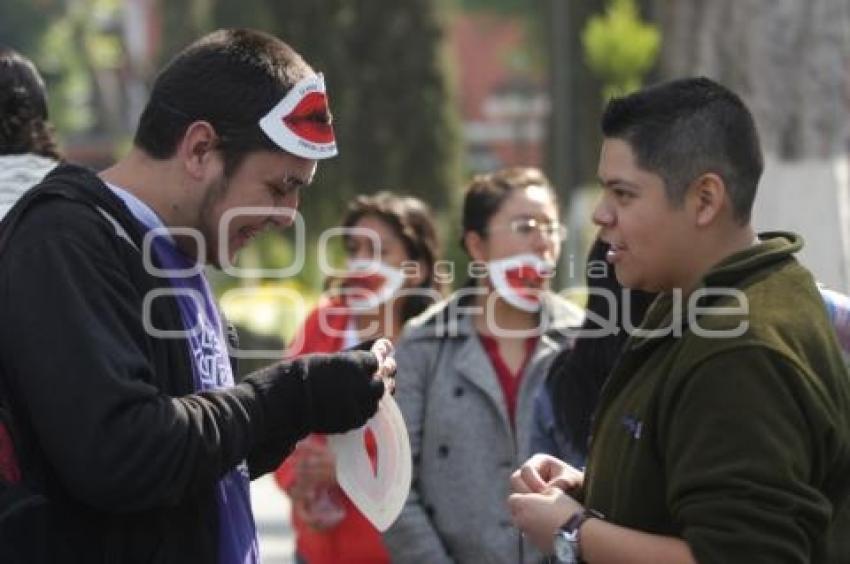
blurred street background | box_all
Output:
[251,476,294,564]
[2,1,848,558]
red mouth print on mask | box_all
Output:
[343,273,387,301]
[282,91,335,144]
[504,265,549,302]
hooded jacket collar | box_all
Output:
[703,231,802,288]
[629,231,802,351]
[0,163,146,256]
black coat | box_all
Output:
[0,164,301,563]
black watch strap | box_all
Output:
[555,507,604,564]
[553,508,604,564]
[562,507,603,533]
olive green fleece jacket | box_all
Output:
[582,232,850,564]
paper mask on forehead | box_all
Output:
[258,73,337,160]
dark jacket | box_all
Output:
[528,381,585,468]
[583,233,850,563]
[0,164,305,563]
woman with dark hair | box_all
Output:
[531,238,656,467]
[384,167,583,564]
[275,191,444,564]
[0,46,61,219]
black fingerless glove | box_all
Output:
[301,350,385,433]
[244,351,384,441]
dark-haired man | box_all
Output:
[0,29,393,563]
[509,77,850,563]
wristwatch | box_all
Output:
[552,507,603,564]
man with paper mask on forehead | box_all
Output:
[0,29,394,564]
[384,167,584,564]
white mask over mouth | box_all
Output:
[342,258,406,310]
[487,253,555,312]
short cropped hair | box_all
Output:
[134,29,315,176]
[601,77,763,224]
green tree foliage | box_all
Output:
[582,0,660,100]
[540,0,607,190]
[0,0,60,54]
[0,0,136,151]
[159,0,216,66]
[255,1,462,224]
[457,0,530,15]
[38,0,126,136]
[162,0,465,222]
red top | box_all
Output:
[274,297,390,564]
[478,334,538,426]
[286,296,350,357]
[0,420,21,483]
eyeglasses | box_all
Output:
[488,218,567,241]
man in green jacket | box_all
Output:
[508,77,850,563]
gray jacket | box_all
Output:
[384,290,583,564]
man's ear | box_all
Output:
[179,121,220,180]
[464,230,487,263]
[689,173,727,227]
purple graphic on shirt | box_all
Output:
[150,235,260,564]
[153,236,260,564]
[108,184,260,564]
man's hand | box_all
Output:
[244,338,396,438]
[508,487,583,554]
[303,338,396,433]
[510,453,584,494]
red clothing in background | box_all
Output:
[478,334,538,427]
[274,297,390,564]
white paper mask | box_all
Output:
[487,253,555,312]
[342,258,406,310]
[327,391,412,532]
[258,73,337,160]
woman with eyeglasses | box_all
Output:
[384,167,583,564]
